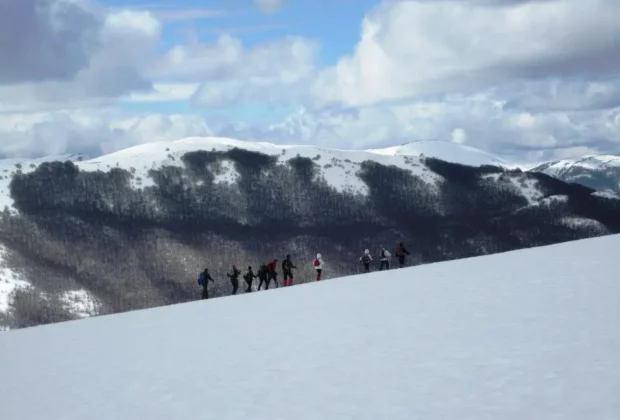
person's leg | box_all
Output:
[202,287,208,299]
[232,279,238,295]
[316,269,322,280]
[364,263,370,273]
[283,271,290,287]
[287,271,294,286]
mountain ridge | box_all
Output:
[0,137,618,330]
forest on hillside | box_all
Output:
[1,148,618,328]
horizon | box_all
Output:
[1,0,620,162]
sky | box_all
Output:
[1,0,620,163]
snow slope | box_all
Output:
[0,244,29,313]
[1,234,619,420]
[537,154,620,177]
[75,137,454,195]
[367,139,510,167]
[0,137,545,213]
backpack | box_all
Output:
[313,258,320,267]
[362,255,371,264]
[381,249,386,258]
[197,273,204,286]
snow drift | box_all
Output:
[1,234,619,419]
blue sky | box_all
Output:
[1,0,620,161]
[115,0,377,120]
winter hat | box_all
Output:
[316,253,321,258]
[364,249,369,254]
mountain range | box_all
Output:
[0,137,618,330]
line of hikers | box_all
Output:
[197,242,410,299]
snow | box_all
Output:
[75,137,445,196]
[508,176,542,205]
[0,244,29,314]
[0,154,84,213]
[60,290,99,319]
[1,234,620,419]
[367,139,510,167]
[593,190,620,199]
[538,154,620,177]
[560,217,607,233]
[0,137,560,211]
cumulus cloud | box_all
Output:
[150,34,318,107]
[0,0,101,84]
[312,0,620,107]
[1,0,620,164]
[0,109,213,158]
[0,1,160,110]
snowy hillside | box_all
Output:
[0,137,511,213]
[1,234,619,419]
[0,153,84,211]
[1,135,618,330]
[367,139,510,167]
[532,154,620,194]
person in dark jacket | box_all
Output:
[227,265,241,295]
[395,242,411,268]
[379,247,391,271]
[198,268,214,300]
[243,266,257,292]
[257,263,269,290]
[281,254,296,287]
[266,259,279,288]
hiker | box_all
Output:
[281,254,296,287]
[226,265,241,295]
[197,268,214,300]
[313,253,324,280]
[379,246,391,270]
[395,242,411,268]
[266,259,279,288]
[359,249,372,273]
[257,263,269,290]
[244,266,257,292]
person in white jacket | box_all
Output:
[313,253,325,280]
[379,247,391,271]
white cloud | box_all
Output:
[1,0,620,164]
[0,109,213,158]
[254,0,287,13]
[150,34,318,107]
[312,0,620,107]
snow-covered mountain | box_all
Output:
[367,139,511,167]
[0,136,618,330]
[0,138,505,213]
[1,234,619,419]
[531,154,620,195]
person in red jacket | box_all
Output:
[395,242,410,268]
[266,258,279,288]
[313,253,324,280]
